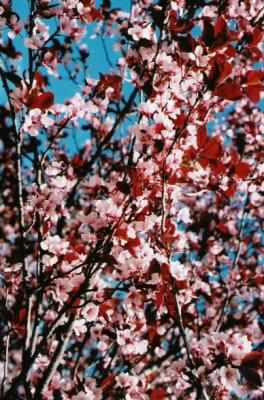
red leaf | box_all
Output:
[213,17,229,49]
[29,92,54,110]
[148,325,159,345]
[235,162,250,179]
[165,291,176,318]
[42,221,50,236]
[224,45,236,57]
[214,16,227,36]
[197,125,208,149]
[241,369,262,387]
[155,291,164,310]
[74,244,85,254]
[208,58,232,90]
[116,181,131,194]
[176,34,195,52]
[88,8,103,23]
[175,279,188,290]
[72,155,85,169]
[145,259,161,280]
[253,275,264,287]
[97,74,122,99]
[167,173,177,185]
[200,137,221,160]
[198,158,209,169]
[18,308,27,323]
[99,302,114,319]
[161,263,173,284]
[64,252,79,263]
[218,222,230,234]
[68,298,81,314]
[116,227,128,241]
[214,82,243,101]
[248,28,263,47]
[246,70,264,85]
[207,58,221,89]
[224,183,237,197]
[126,236,141,256]
[218,61,233,84]
[127,236,141,248]
[231,150,240,166]
[34,72,47,89]
[175,113,187,128]
[241,351,263,369]
[202,18,215,47]
[211,160,226,175]
[244,85,262,103]
[150,388,166,400]
[102,374,115,390]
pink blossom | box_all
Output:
[82,303,99,322]
[41,235,69,255]
[125,386,149,400]
[60,14,86,42]
[116,373,139,388]
[169,261,189,281]
[138,101,157,117]
[22,109,53,136]
[128,23,153,41]
[73,319,87,336]
[24,18,50,49]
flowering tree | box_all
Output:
[0,0,263,399]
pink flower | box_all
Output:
[117,329,130,346]
[60,14,86,42]
[50,176,73,191]
[10,82,29,112]
[73,391,94,400]
[22,109,53,136]
[128,24,153,41]
[169,261,189,281]
[24,18,50,49]
[216,366,246,396]
[177,207,192,224]
[189,46,208,67]
[82,303,99,322]
[125,386,149,400]
[8,14,23,39]
[138,101,157,117]
[41,235,69,255]
[73,319,87,336]
[42,50,58,76]
[116,373,139,388]
[226,333,252,366]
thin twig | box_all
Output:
[0,67,32,355]
[174,290,210,400]
[33,315,76,399]
[0,289,10,398]
[215,196,249,332]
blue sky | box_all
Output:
[10,0,131,103]
[3,1,263,147]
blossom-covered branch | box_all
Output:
[0,0,263,399]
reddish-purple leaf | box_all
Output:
[214,82,243,100]
[29,92,54,110]
[235,162,250,179]
[197,125,208,149]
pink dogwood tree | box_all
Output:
[0,0,263,399]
